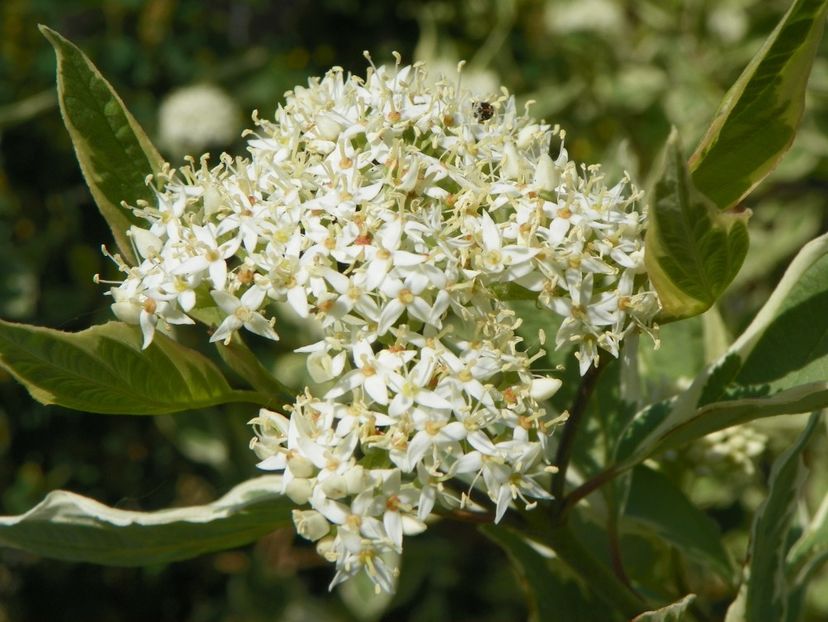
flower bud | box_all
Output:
[203,185,222,217]
[529,377,562,401]
[316,112,343,141]
[285,477,313,505]
[307,351,338,383]
[532,153,560,193]
[287,454,315,479]
[316,535,338,562]
[129,226,163,259]
[320,474,349,499]
[344,465,367,495]
[501,142,522,180]
[292,509,330,541]
[517,124,540,150]
[111,301,141,325]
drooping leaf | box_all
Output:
[724,413,821,622]
[480,525,597,622]
[689,0,828,210]
[632,594,696,622]
[624,465,733,581]
[623,383,828,469]
[645,129,750,321]
[0,476,290,565]
[0,319,261,415]
[39,25,165,266]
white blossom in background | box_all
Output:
[102,54,660,592]
[689,424,767,478]
[158,83,241,158]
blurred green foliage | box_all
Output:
[1,0,827,620]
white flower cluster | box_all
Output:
[158,83,241,158]
[690,424,767,478]
[103,56,659,592]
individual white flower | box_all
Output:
[210,288,279,344]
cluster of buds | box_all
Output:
[102,54,659,591]
[689,425,767,479]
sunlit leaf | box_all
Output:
[615,232,828,468]
[689,0,828,209]
[0,476,290,565]
[0,319,261,415]
[480,525,596,622]
[645,129,750,321]
[632,594,696,622]
[40,25,164,266]
[624,466,733,581]
[724,413,821,622]
[786,486,828,614]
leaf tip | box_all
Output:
[38,24,57,42]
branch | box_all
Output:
[551,361,606,499]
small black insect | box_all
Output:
[473,101,494,122]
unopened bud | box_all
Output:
[285,478,313,504]
[530,377,562,401]
[532,153,560,193]
[292,509,330,541]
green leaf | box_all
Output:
[732,254,828,395]
[338,553,398,621]
[645,129,750,321]
[787,488,828,580]
[615,232,828,468]
[0,319,261,415]
[638,316,705,396]
[0,476,291,565]
[215,334,295,404]
[39,25,164,266]
[724,413,821,622]
[624,465,733,581]
[632,594,696,622]
[689,0,828,210]
[480,525,597,622]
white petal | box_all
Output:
[494,485,512,523]
[480,211,502,250]
[240,286,266,309]
[139,311,157,349]
[210,315,243,343]
[211,290,241,314]
[244,314,280,341]
[453,451,482,474]
[209,259,228,291]
[438,421,467,442]
[417,486,437,521]
[287,285,309,318]
[364,374,389,405]
[384,511,403,549]
[378,299,405,335]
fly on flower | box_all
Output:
[473,100,495,121]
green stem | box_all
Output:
[604,488,634,590]
[551,362,605,499]
[526,515,646,618]
[560,466,621,519]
